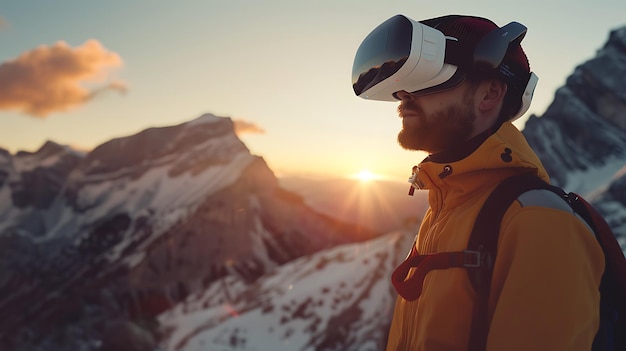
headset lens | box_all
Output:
[352,15,413,96]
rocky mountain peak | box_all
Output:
[82,114,245,177]
[523,24,626,192]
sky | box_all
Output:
[1,1,624,182]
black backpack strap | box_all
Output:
[565,193,626,351]
[467,173,626,351]
[466,173,550,351]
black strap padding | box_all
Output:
[466,173,550,351]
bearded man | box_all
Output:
[352,15,604,351]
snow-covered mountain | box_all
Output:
[0,115,382,350]
[1,24,625,351]
[523,25,626,249]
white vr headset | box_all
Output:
[352,15,539,120]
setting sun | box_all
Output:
[354,169,377,182]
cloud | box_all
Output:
[0,39,126,117]
[233,119,265,135]
[0,16,9,29]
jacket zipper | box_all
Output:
[398,175,444,349]
[420,177,444,255]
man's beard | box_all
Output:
[397,96,476,153]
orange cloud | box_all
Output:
[0,39,126,117]
[0,16,8,29]
[233,119,265,135]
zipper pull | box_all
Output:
[408,165,425,195]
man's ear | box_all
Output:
[477,79,507,113]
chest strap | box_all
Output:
[391,250,484,301]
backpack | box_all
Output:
[392,173,626,351]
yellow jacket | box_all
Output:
[386,122,605,351]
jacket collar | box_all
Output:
[413,122,549,195]
[422,125,500,164]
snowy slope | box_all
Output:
[159,229,415,351]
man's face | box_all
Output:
[396,83,477,154]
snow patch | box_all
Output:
[563,153,626,198]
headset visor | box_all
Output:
[352,15,413,97]
[352,15,455,101]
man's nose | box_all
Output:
[395,90,413,101]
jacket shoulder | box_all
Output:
[514,189,593,232]
[516,189,572,213]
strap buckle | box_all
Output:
[463,250,481,268]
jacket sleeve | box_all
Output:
[486,205,605,351]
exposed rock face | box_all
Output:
[4,141,83,211]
